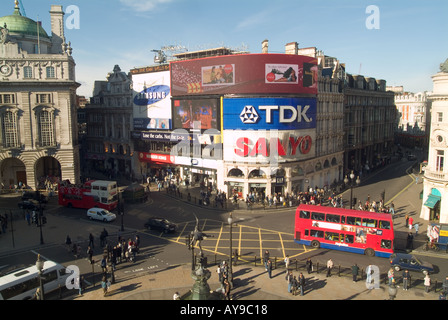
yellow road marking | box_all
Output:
[214,223,224,253]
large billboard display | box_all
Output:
[132,70,172,130]
[223,129,316,164]
[172,98,219,131]
[223,97,317,131]
[170,54,318,96]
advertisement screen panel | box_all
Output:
[170,54,317,96]
[132,70,171,130]
[172,98,219,131]
[223,97,316,131]
[223,129,316,164]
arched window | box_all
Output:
[38,110,55,147]
[228,168,244,178]
[1,111,19,148]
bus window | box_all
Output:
[341,216,346,224]
[381,240,392,249]
[311,230,324,238]
[344,234,354,243]
[378,220,391,230]
[346,216,362,226]
[325,232,340,241]
[311,212,325,221]
[300,210,310,219]
[362,218,377,228]
[326,214,340,223]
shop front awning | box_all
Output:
[424,194,441,209]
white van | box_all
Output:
[87,207,116,222]
[0,260,69,300]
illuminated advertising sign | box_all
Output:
[138,152,175,164]
[223,97,316,130]
[172,98,219,131]
[223,129,315,164]
[171,54,317,96]
[132,70,171,130]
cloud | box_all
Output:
[119,0,175,12]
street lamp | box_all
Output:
[227,212,233,286]
[344,171,361,209]
[36,254,45,300]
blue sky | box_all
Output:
[1,0,447,97]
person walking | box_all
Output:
[326,258,334,277]
[263,250,270,271]
[388,268,395,286]
[403,269,411,291]
[291,276,298,296]
[286,270,294,293]
[87,245,93,263]
[405,214,409,228]
[351,263,359,282]
[266,259,273,278]
[284,255,290,271]
[88,233,94,249]
[223,278,231,300]
[298,272,306,296]
[415,223,420,235]
[306,258,313,274]
[409,216,414,231]
[424,274,431,293]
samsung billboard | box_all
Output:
[132,70,171,130]
[223,97,317,130]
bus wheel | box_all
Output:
[310,240,320,248]
[365,248,375,257]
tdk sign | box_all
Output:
[134,85,170,106]
[224,97,316,130]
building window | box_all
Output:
[438,112,443,122]
[0,94,15,104]
[436,150,444,172]
[24,66,33,79]
[1,111,19,148]
[46,66,55,79]
[38,110,55,147]
[36,94,52,104]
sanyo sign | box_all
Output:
[224,97,316,130]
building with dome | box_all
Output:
[0,1,80,190]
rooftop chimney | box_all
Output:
[262,39,268,53]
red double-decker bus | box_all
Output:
[294,204,394,258]
[58,180,118,211]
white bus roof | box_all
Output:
[0,261,60,287]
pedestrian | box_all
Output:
[415,223,420,235]
[424,274,431,293]
[224,278,231,300]
[263,250,270,271]
[65,235,72,252]
[306,258,313,274]
[88,233,94,249]
[286,270,293,293]
[101,276,108,296]
[291,276,298,296]
[442,276,448,295]
[406,232,414,250]
[351,263,359,282]
[326,258,333,277]
[78,275,84,296]
[284,255,290,271]
[389,202,395,215]
[101,256,108,274]
[25,211,31,225]
[267,259,272,278]
[388,268,395,286]
[405,214,409,228]
[402,269,411,291]
[87,245,93,263]
[409,216,414,231]
[298,272,306,296]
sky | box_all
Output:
[1,0,447,98]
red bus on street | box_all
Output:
[294,204,394,258]
[58,180,118,211]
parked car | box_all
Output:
[17,199,41,210]
[389,253,434,275]
[144,217,177,233]
[87,208,116,222]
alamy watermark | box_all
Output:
[365,5,380,30]
[65,5,80,30]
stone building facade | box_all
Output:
[0,3,80,189]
